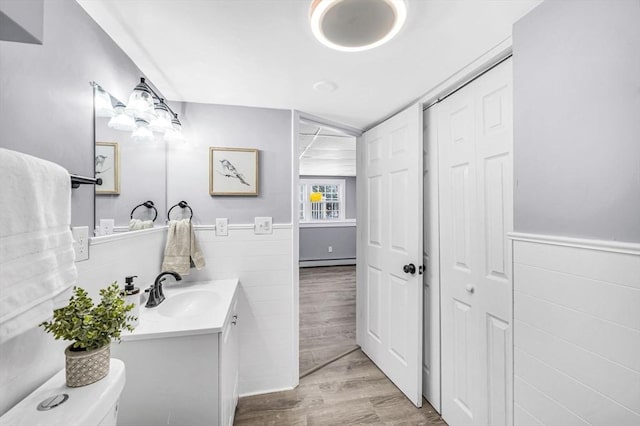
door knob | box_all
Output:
[465,284,475,293]
[403,263,416,274]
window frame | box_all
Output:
[299,178,346,223]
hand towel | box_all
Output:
[128,219,153,231]
[161,219,205,275]
[0,148,77,344]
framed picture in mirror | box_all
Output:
[95,142,120,195]
[209,147,258,195]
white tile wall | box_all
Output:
[185,225,296,396]
[512,234,640,426]
[0,228,164,415]
[0,224,295,416]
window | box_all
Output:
[299,178,346,222]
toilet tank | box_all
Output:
[0,359,125,426]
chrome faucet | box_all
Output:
[145,271,182,308]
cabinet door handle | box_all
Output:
[232,314,238,325]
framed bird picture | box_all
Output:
[95,142,120,195]
[209,147,259,195]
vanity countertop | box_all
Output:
[119,278,238,342]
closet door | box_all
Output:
[439,58,513,426]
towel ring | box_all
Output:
[130,200,158,222]
[167,200,193,221]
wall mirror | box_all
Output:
[93,82,167,234]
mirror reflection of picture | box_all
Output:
[95,142,120,194]
[209,147,258,195]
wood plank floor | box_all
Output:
[299,265,357,375]
[234,265,446,425]
[234,349,446,425]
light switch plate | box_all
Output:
[254,217,273,235]
[215,218,228,236]
[71,226,89,261]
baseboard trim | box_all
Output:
[239,385,295,398]
[508,232,640,256]
[299,258,356,267]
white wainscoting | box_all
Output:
[0,228,165,416]
[510,233,640,426]
[187,225,295,397]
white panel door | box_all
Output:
[439,58,513,426]
[357,103,423,407]
[423,104,441,412]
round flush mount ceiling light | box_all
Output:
[310,0,407,52]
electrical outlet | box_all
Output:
[254,217,273,235]
[215,218,228,236]
[71,226,89,262]
[99,219,114,236]
[328,246,333,253]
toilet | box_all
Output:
[0,359,125,426]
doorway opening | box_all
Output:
[296,119,359,377]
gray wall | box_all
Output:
[0,0,143,228]
[299,226,356,262]
[166,101,292,224]
[513,0,640,243]
[299,175,357,261]
[0,0,43,44]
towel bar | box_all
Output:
[70,174,102,189]
[130,201,158,222]
[167,201,193,221]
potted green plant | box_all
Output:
[40,282,135,387]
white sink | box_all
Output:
[157,290,220,318]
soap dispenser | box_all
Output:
[122,275,141,327]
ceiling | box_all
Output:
[77,0,541,130]
[299,122,356,176]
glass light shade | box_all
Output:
[131,118,154,142]
[94,86,115,118]
[310,192,323,202]
[108,102,136,131]
[124,79,156,121]
[164,115,185,143]
[149,101,173,133]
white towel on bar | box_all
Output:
[0,148,77,344]
[161,219,205,275]
[128,218,153,231]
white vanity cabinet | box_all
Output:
[219,295,239,426]
[112,279,240,426]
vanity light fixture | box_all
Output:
[124,77,187,143]
[108,102,136,132]
[309,0,407,52]
[131,118,154,143]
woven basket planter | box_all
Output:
[65,344,110,387]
